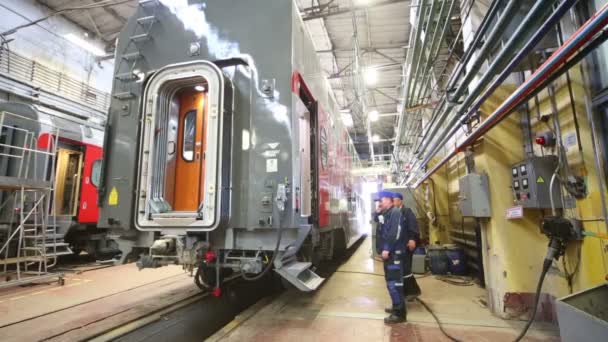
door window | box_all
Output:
[91,159,102,187]
[182,110,197,162]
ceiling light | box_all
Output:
[364,67,377,85]
[341,112,354,127]
[64,33,105,57]
[369,110,379,122]
[194,85,206,92]
[372,134,380,142]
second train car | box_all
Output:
[99,0,367,292]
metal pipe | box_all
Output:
[416,0,523,155]
[584,97,608,234]
[406,0,431,107]
[417,0,576,165]
[410,0,449,106]
[418,27,608,178]
[414,0,456,106]
[444,0,503,93]
[446,0,520,103]
[412,4,608,187]
[393,0,427,168]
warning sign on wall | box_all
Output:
[506,205,523,219]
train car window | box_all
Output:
[91,159,102,187]
[320,127,328,169]
[182,110,197,162]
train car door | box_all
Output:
[174,91,207,211]
[54,148,84,216]
[298,102,313,217]
[78,145,103,224]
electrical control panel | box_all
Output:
[458,173,491,218]
[511,156,573,209]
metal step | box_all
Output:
[23,234,64,240]
[115,72,138,82]
[113,92,136,100]
[139,0,158,7]
[130,33,151,43]
[24,228,56,233]
[137,15,157,25]
[23,242,69,250]
[122,52,142,61]
[274,261,325,292]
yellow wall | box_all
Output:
[419,66,608,319]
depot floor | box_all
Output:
[211,238,560,342]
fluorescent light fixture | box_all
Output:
[369,110,379,122]
[194,85,206,92]
[372,134,380,142]
[64,33,105,57]
[364,67,378,85]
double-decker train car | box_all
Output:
[99,0,366,292]
[0,102,117,258]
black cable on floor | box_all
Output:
[435,275,474,286]
[416,297,463,342]
[513,256,553,342]
[337,269,464,341]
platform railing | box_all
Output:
[0,46,111,113]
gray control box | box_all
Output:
[458,173,491,218]
[511,156,572,209]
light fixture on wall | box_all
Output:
[64,33,105,56]
[372,134,380,142]
[194,84,206,92]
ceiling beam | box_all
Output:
[92,0,127,25]
[317,44,408,53]
[302,0,409,21]
[35,0,111,43]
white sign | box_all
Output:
[506,205,524,219]
[266,158,278,173]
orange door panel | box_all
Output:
[174,91,206,211]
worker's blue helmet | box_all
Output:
[392,192,404,200]
[377,191,394,201]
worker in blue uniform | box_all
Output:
[392,192,422,300]
[374,191,407,324]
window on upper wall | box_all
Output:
[182,110,196,162]
[320,127,328,169]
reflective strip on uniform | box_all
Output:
[403,274,414,278]
[395,282,403,286]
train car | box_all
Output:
[98,0,366,292]
[0,102,117,258]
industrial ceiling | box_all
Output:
[35,0,463,166]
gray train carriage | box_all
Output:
[0,102,117,259]
[99,0,366,292]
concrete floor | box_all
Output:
[0,264,198,341]
[217,238,561,342]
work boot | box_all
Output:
[384,307,406,324]
[384,306,393,314]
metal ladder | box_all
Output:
[0,111,65,288]
[112,0,159,100]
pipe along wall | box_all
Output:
[416,2,608,321]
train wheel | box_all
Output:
[194,265,218,291]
